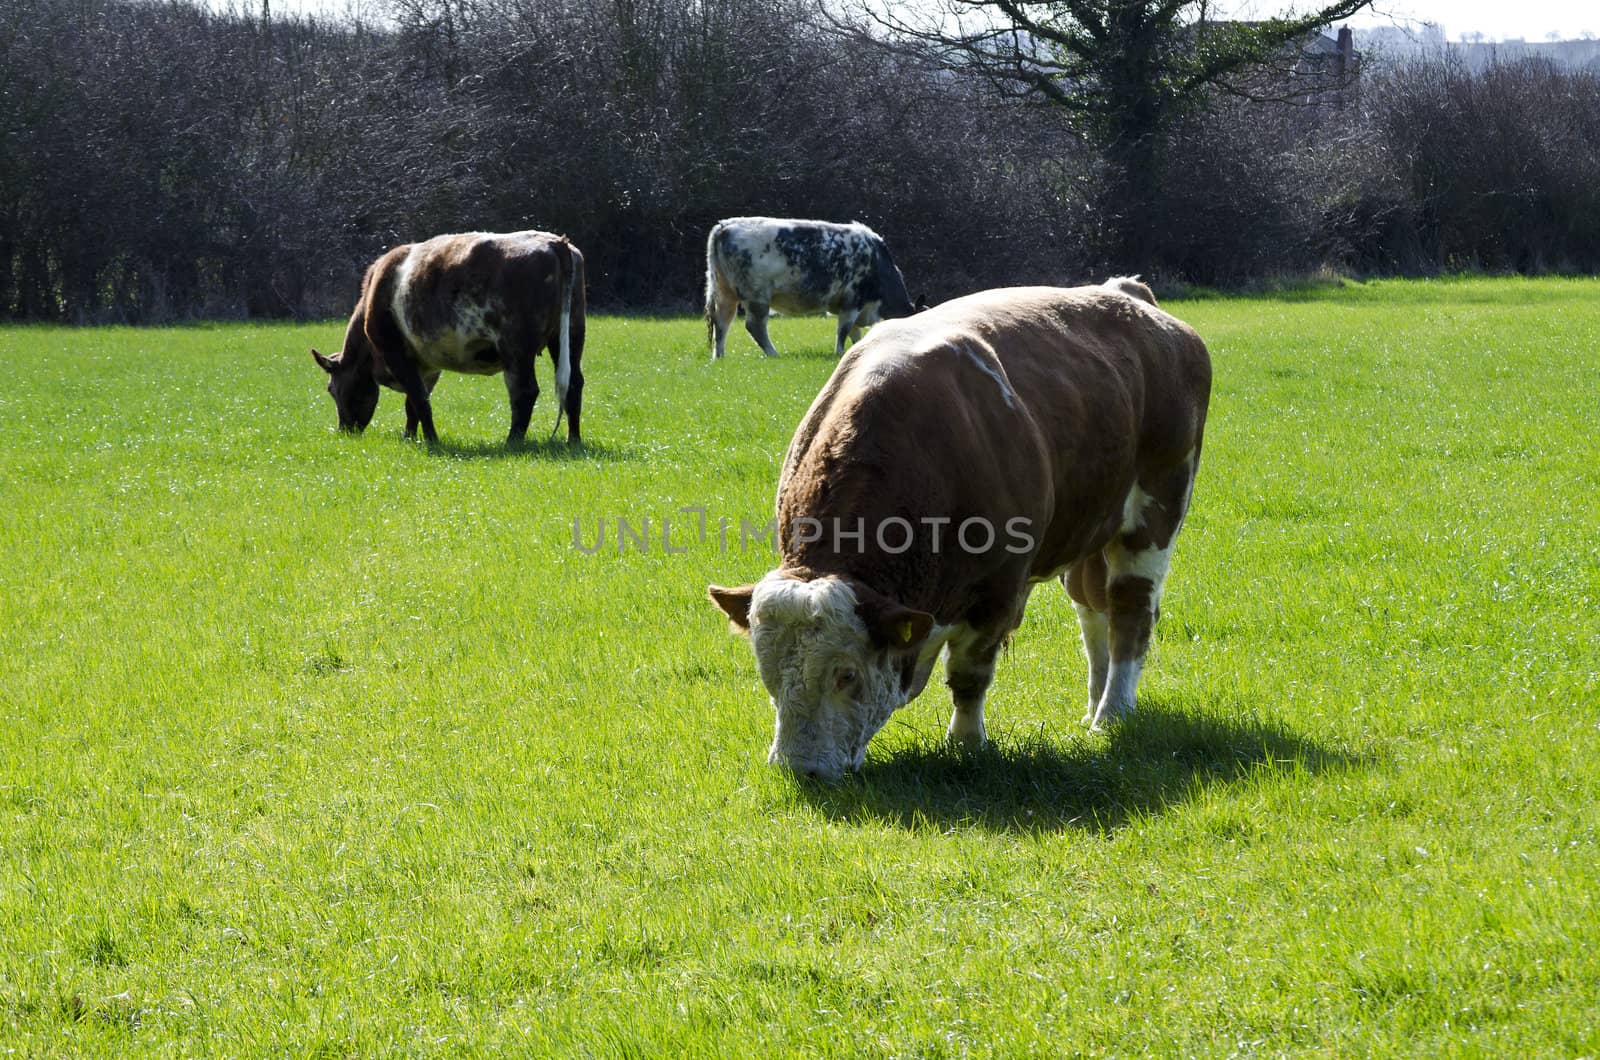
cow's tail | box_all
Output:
[550,238,575,440]
[704,224,723,353]
[1104,275,1157,306]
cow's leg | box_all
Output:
[834,310,860,358]
[709,285,738,360]
[562,313,586,444]
[944,632,1002,749]
[1063,555,1111,726]
[385,353,438,443]
[1093,542,1166,728]
[744,302,780,357]
[404,372,441,439]
[1090,455,1199,729]
[502,344,539,445]
[1076,604,1111,726]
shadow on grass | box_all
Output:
[421,436,637,462]
[711,343,843,363]
[774,345,850,362]
[794,701,1362,835]
[1173,273,1590,306]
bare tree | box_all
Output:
[838,0,1375,269]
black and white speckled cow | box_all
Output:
[312,230,586,445]
[704,217,923,359]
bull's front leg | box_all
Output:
[944,632,1003,749]
[386,353,439,443]
[833,310,860,358]
[404,372,441,439]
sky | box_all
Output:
[260,0,1598,42]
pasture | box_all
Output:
[2,277,1598,1055]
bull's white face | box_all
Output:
[744,573,912,780]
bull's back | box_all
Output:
[956,286,1210,568]
[964,287,1210,469]
[785,285,1209,576]
[377,232,569,372]
[709,217,873,311]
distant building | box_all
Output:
[1192,21,1362,110]
[1300,25,1360,104]
[1353,24,1600,73]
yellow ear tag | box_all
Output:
[897,619,914,645]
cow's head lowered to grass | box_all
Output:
[312,346,379,432]
[710,572,935,780]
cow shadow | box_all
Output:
[423,437,636,462]
[779,346,852,362]
[792,702,1362,835]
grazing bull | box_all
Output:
[708,279,1211,780]
[312,230,586,445]
[704,217,922,359]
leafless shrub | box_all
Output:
[1367,53,1600,273]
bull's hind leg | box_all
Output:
[708,283,739,360]
[744,303,780,357]
[559,315,586,444]
[1088,455,1199,729]
[502,344,539,445]
[1063,555,1111,727]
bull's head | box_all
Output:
[312,348,379,432]
[709,572,935,780]
[873,243,922,322]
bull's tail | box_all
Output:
[705,222,736,358]
[550,238,575,440]
[1104,275,1157,306]
[704,224,722,353]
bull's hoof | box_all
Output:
[946,719,987,749]
[1086,701,1134,732]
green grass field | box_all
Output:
[2,277,1598,1056]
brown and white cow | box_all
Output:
[312,230,586,445]
[708,279,1211,779]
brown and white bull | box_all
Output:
[312,230,586,445]
[705,217,922,360]
[708,279,1211,780]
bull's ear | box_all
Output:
[854,587,934,651]
[708,584,755,633]
[312,348,337,373]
